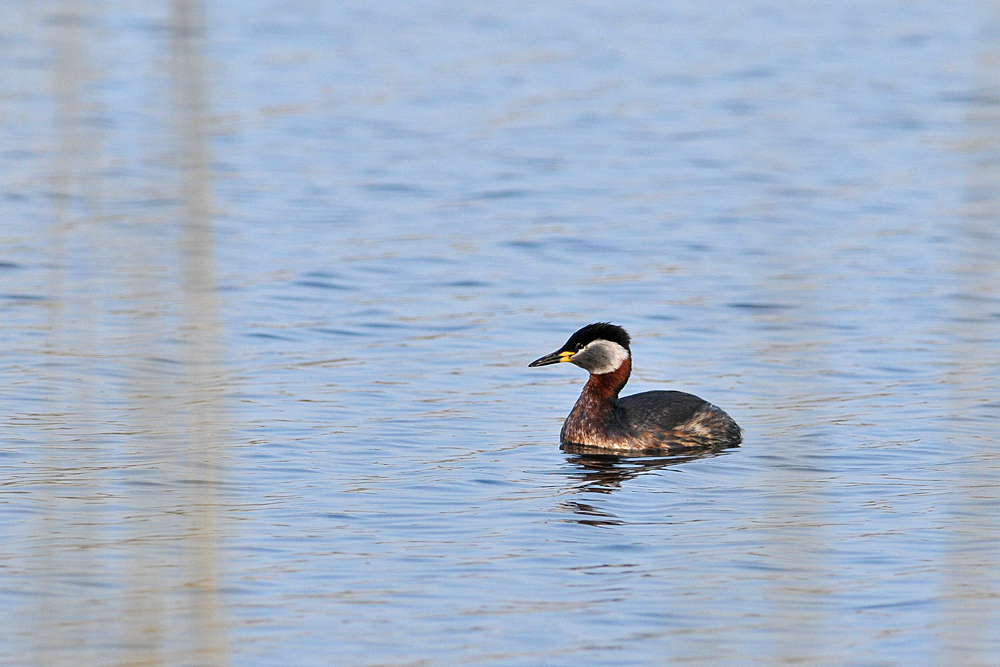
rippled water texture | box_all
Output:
[3,1,1000,665]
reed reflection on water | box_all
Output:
[13,0,229,664]
[2,1,1000,666]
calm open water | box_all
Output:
[3,1,1000,665]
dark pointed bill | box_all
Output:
[528,350,574,367]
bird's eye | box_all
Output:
[575,343,584,351]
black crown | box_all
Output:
[562,322,631,352]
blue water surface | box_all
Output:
[2,1,999,665]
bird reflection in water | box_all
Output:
[558,444,737,526]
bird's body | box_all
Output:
[530,323,741,454]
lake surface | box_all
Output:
[3,1,1000,665]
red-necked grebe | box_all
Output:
[529,322,741,453]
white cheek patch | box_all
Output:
[573,340,629,375]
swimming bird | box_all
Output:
[529,322,741,453]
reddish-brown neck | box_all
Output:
[562,355,632,446]
[581,354,631,403]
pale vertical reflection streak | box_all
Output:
[170,0,230,663]
[35,0,106,663]
[938,11,1000,662]
[114,0,229,663]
